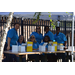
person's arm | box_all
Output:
[33,42,39,50]
[7,29,14,50]
[64,41,67,49]
[8,37,11,47]
[41,34,43,43]
[49,32,54,41]
[62,34,67,50]
[33,48,39,50]
[46,48,47,51]
[7,37,11,50]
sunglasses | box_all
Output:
[30,37,35,39]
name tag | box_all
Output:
[53,44,57,46]
[27,44,32,46]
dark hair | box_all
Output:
[30,35,37,43]
[17,35,25,43]
[56,27,60,30]
[14,23,20,26]
[43,35,50,42]
[36,26,41,33]
[44,26,49,31]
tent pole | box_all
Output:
[72,12,74,62]
[0,12,14,62]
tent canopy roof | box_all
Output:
[0,12,73,21]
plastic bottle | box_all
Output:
[53,40,57,51]
[48,41,53,46]
[53,40,55,42]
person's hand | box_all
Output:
[46,48,47,52]
[22,55,26,58]
[33,49,37,52]
[33,48,39,50]
[64,47,67,50]
[16,55,19,57]
[1,54,4,60]
[7,46,10,50]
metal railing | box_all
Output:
[0,16,73,44]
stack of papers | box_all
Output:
[39,45,46,52]
[12,45,18,53]
[19,46,26,52]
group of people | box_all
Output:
[3,23,67,62]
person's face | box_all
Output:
[15,24,20,30]
[30,35,35,42]
[19,36,24,43]
[44,37,49,42]
[45,27,49,33]
[56,28,60,34]
[36,26,40,33]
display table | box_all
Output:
[4,50,72,62]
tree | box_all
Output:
[33,12,72,29]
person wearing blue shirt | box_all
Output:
[16,35,26,62]
[40,35,57,62]
[30,26,43,44]
[3,23,20,62]
[54,27,67,62]
[54,28,67,45]
[39,36,49,62]
[6,28,19,47]
[28,34,39,62]
[43,26,54,41]
[5,23,20,50]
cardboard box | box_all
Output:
[27,42,33,52]
[19,46,26,52]
[39,45,46,52]
[48,46,55,52]
[53,42,57,51]
[12,45,18,53]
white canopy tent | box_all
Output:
[0,12,74,62]
[0,12,73,21]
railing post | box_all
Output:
[65,21,66,35]
[21,18,23,35]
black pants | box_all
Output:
[57,53,66,62]
[3,43,15,62]
[28,54,39,62]
[39,54,47,62]
[47,53,57,62]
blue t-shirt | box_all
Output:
[54,32,67,44]
[31,32,43,44]
[18,42,22,46]
[43,31,54,41]
[6,28,19,47]
[33,42,39,51]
